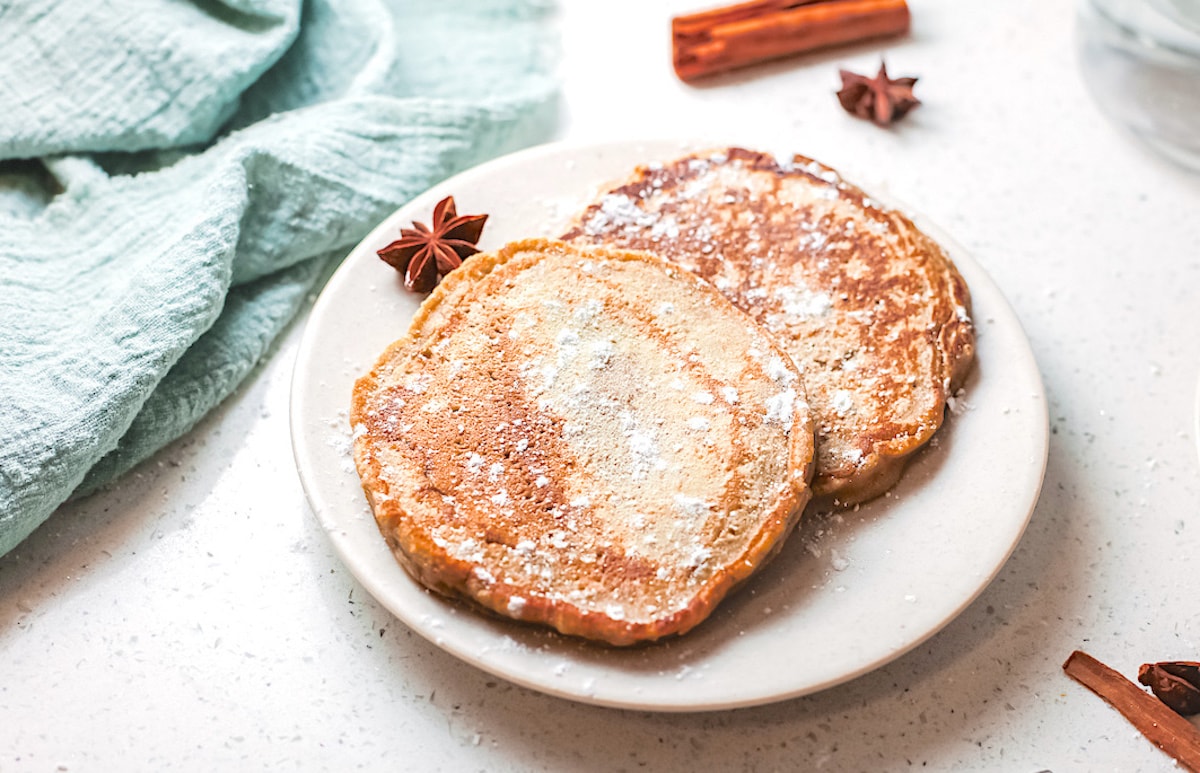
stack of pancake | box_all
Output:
[351,148,975,646]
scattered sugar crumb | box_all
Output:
[765,356,797,387]
[765,389,797,426]
[673,494,711,517]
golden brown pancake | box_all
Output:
[352,239,815,645]
[563,148,975,505]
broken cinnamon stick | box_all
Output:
[1063,650,1200,772]
[672,0,910,82]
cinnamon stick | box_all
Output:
[1063,650,1200,772]
[672,0,910,82]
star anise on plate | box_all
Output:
[377,196,488,293]
[837,60,921,127]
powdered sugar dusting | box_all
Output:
[587,340,615,370]
[673,494,712,518]
[765,356,798,388]
[777,285,833,319]
[831,390,854,417]
[621,410,666,481]
[405,373,432,394]
[765,389,797,428]
[584,193,660,236]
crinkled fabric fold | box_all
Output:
[0,0,559,556]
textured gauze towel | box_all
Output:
[0,0,559,557]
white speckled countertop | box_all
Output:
[3,1,1199,770]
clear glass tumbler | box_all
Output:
[1077,0,1200,171]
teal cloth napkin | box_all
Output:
[0,0,559,557]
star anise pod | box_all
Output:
[1139,661,1200,716]
[837,60,920,127]
[377,196,488,293]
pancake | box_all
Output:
[351,239,815,645]
[563,148,975,505]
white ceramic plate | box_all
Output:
[290,139,1048,712]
